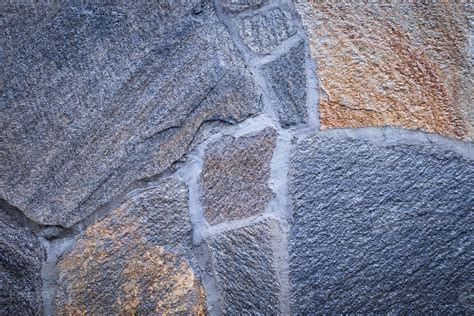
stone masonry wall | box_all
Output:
[1,0,473,315]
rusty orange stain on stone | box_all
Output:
[55,197,205,315]
[297,1,473,140]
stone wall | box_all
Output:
[1,0,473,315]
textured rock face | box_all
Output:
[207,220,281,314]
[55,178,205,314]
[202,128,277,225]
[262,42,307,126]
[233,7,298,54]
[289,135,474,314]
[296,2,473,139]
[0,204,45,316]
[1,2,262,227]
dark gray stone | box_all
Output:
[289,135,474,314]
[208,220,281,314]
[262,42,307,127]
[0,203,45,316]
[234,7,298,54]
[1,2,262,227]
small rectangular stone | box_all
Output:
[207,220,281,314]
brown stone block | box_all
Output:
[202,128,277,225]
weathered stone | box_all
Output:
[234,7,298,54]
[207,220,281,314]
[289,134,474,314]
[262,42,307,127]
[1,2,262,227]
[0,203,45,316]
[296,2,473,139]
[219,0,268,12]
[202,128,277,225]
[54,177,205,315]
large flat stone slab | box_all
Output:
[54,177,205,314]
[296,2,473,139]
[289,134,474,314]
[1,2,262,227]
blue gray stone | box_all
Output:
[0,202,45,316]
[207,220,281,314]
[289,135,474,314]
[1,2,262,227]
[262,42,307,127]
[233,7,298,54]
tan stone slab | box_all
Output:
[297,1,473,140]
[202,128,277,225]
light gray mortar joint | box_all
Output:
[265,129,293,222]
[40,236,76,316]
[269,219,291,316]
[250,34,305,67]
[307,127,474,160]
[206,213,281,237]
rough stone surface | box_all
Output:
[262,42,307,127]
[1,2,262,227]
[289,135,474,314]
[296,2,474,139]
[202,128,277,225]
[207,220,281,314]
[55,177,205,315]
[0,204,45,316]
[234,7,298,54]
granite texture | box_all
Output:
[296,1,474,139]
[233,6,298,54]
[207,220,281,314]
[202,128,277,225]
[54,177,205,315]
[1,1,262,227]
[262,42,307,127]
[289,135,474,314]
[0,204,45,316]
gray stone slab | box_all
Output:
[0,204,45,316]
[1,2,262,227]
[208,220,281,314]
[289,135,474,314]
[262,42,307,127]
[234,7,298,54]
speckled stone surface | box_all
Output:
[296,1,473,139]
[202,128,277,225]
[1,1,262,227]
[262,42,307,127]
[0,204,45,316]
[233,6,298,54]
[207,220,281,314]
[54,177,205,314]
[289,134,474,314]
